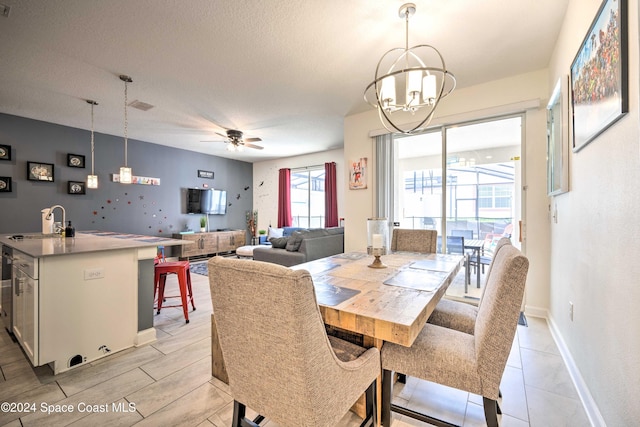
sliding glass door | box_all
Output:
[392,115,522,300]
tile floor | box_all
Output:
[0,264,590,427]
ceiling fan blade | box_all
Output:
[243,143,264,150]
[215,131,228,139]
[244,137,262,142]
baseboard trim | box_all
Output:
[545,314,607,427]
[135,327,157,347]
[523,304,548,319]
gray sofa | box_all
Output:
[253,227,344,267]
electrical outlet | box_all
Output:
[84,268,105,280]
[569,301,574,321]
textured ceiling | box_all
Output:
[0,0,568,162]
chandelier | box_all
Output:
[364,3,456,134]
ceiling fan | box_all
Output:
[202,129,263,151]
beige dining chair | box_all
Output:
[428,237,512,334]
[381,244,529,427]
[208,256,380,427]
[391,228,437,253]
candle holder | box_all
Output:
[367,218,388,269]
[368,247,387,269]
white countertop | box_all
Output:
[0,231,189,258]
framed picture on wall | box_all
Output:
[67,153,85,168]
[349,157,367,190]
[27,161,54,182]
[547,76,570,196]
[570,0,627,152]
[0,177,11,192]
[0,144,10,161]
[68,181,86,195]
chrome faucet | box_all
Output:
[45,205,66,235]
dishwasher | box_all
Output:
[1,245,13,335]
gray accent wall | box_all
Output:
[0,113,253,242]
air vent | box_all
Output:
[1,4,10,17]
[128,100,154,111]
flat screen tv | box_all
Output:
[186,188,227,215]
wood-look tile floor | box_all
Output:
[0,264,589,427]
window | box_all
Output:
[290,168,325,228]
[478,184,512,210]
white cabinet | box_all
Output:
[38,250,137,374]
[11,248,138,374]
[12,250,38,366]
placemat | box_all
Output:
[314,282,361,306]
[383,269,448,292]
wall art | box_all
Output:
[349,157,367,190]
[0,144,10,161]
[547,76,570,196]
[68,181,86,195]
[571,0,627,152]
[112,174,161,185]
[67,153,86,168]
[198,170,214,179]
[0,176,11,192]
[27,161,54,182]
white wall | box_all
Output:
[547,0,640,425]
[252,148,344,231]
[344,69,551,314]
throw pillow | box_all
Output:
[285,231,304,252]
[269,237,288,249]
[267,227,284,239]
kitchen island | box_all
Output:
[0,231,189,374]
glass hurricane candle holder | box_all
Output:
[367,217,388,268]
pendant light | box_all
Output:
[86,100,99,189]
[119,75,133,184]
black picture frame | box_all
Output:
[0,144,10,161]
[570,0,627,152]
[0,176,11,192]
[67,153,86,168]
[68,181,86,195]
[27,161,55,182]
[198,170,214,179]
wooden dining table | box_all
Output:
[210,251,463,424]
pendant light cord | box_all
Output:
[90,102,95,175]
[123,79,129,167]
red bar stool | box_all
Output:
[154,260,196,323]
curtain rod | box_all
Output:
[291,163,330,171]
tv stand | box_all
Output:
[172,230,245,259]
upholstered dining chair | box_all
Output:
[428,237,512,334]
[381,244,529,427]
[208,256,380,427]
[391,228,437,253]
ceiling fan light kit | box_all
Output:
[364,3,456,134]
[202,129,264,151]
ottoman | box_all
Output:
[236,245,265,259]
